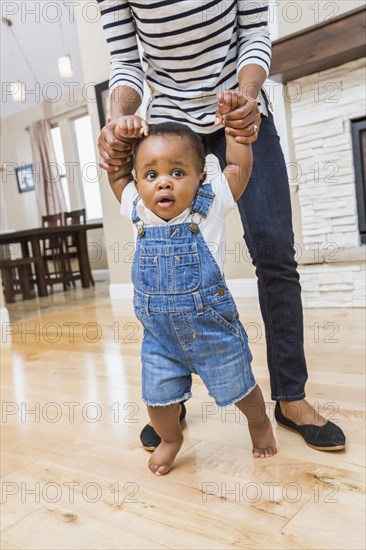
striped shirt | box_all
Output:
[98,0,272,134]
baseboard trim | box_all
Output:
[226,278,258,298]
[1,307,10,343]
[0,306,10,324]
[91,269,110,282]
[109,283,134,300]
[109,278,258,301]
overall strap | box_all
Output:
[190,183,215,217]
[189,183,215,233]
[131,196,140,224]
[131,196,145,237]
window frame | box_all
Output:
[351,117,366,244]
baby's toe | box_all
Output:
[155,465,171,476]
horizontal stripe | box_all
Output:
[111,45,139,56]
[110,75,144,95]
[149,113,216,127]
[138,20,234,52]
[129,0,183,8]
[133,0,221,24]
[100,3,128,16]
[148,102,217,114]
[239,21,268,30]
[103,15,134,30]
[239,6,269,16]
[238,54,270,70]
[145,35,234,61]
[107,30,136,44]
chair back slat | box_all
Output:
[42,213,63,227]
[63,209,86,225]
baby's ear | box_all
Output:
[199,172,207,184]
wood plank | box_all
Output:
[270,6,366,83]
[282,489,365,549]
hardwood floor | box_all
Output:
[1,283,365,549]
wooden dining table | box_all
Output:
[0,222,103,297]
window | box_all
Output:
[73,115,102,220]
[50,126,71,211]
[351,118,366,244]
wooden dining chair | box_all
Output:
[41,213,70,290]
[0,245,36,303]
[63,209,95,286]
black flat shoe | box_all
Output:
[140,402,187,451]
[274,401,346,451]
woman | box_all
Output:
[96,0,345,452]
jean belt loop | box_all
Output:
[192,291,204,316]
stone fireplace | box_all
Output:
[270,7,366,307]
[290,58,365,307]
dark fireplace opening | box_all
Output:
[351,117,366,245]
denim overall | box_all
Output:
[131,183,256,407]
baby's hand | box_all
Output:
[114,115,149,140]
[215,90,245,126]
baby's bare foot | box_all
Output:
[249,415,277,458]
[148,434,183,476]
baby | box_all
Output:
[108,92,277,475]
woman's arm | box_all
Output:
[216,1,271,144]
[97,0,144,101]
[236,0,271,94]
[106,115,148,203]
[97,0,143,171]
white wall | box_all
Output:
[273,0,364,38]
[1,102,45,230]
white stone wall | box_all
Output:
[299,263,365,308]
[288,58,366,307]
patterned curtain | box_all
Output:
[29,119,66,217]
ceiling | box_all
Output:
[1,0,84,119]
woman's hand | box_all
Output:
[98,119,131,172]
[215,90,261,144]
[98,116,149,173]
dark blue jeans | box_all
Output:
[201,95,307,401]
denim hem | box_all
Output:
[271,392,306,401]
[142,392,192,407]
[216,382,257,408]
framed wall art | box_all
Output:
[16,163,35,193]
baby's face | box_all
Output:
[134,135,205,221]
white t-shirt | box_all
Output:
[120,160,236,273]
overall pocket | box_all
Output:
[205,297,240,337]
[172,251,200,293]
[136,243,201,294]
